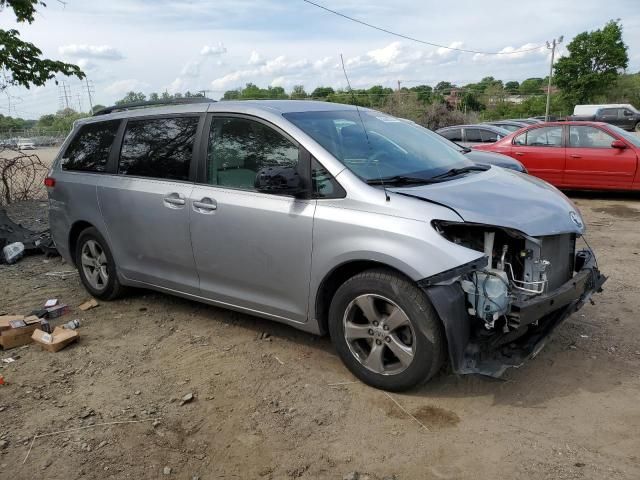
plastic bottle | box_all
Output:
[2,242,25,264]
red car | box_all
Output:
[473,121,640,191]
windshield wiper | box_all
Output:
[430,164,490,180]
[365,175,436,186]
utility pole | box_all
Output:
[85,78,95,113]
[545,36,563,122]
[198,89,211,98]
[58,81,72,110]
[397,80,401,92]
[76,93,83,112]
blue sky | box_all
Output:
[1,0,639,118]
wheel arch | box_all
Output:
[313,260,416,335]
[68,220,95,266]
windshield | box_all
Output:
[607,124,640,147]
[284,110,472,181]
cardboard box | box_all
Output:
[0,315,25,331]
[0,316,41,349]
[32,326,79,352]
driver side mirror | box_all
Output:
[611,139,627,149]
[255,166,309,197]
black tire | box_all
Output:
[328,268,446,391]
[635,122,640,133]
[75,227,124,301]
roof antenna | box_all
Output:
[339,54,390,202]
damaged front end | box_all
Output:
[420,221,606,377]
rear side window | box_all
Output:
[514,126,563,147]
[61,120,120,172]
[480,129,500,142]
[119,116,199,181]
[465,129,482,142]
[441,128,462,142]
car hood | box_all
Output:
[390,167,584,237]
[463,149,524,171]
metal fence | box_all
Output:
[0,129,67,147]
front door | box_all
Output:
[98,115,201,293]
[510,125,565,185]
[565,125,637,189]
[189,115,316,323]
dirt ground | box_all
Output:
[1,191,640,480]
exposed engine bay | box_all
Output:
[435,222,578,331]
[427,221,605,376]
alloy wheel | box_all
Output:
[342,294,416,376]
[80,239,109,291]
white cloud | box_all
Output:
[59,44,124,60]
[104,79,149,95]
[248,50,265,66]
[180,60,201,77]
[200,42,227,56]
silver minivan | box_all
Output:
[46,99,605,391]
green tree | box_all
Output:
[0,1,84,90]
[554,20,629,104]
[223,89,241,100]
[311,86,334,98]
[35,108,88,133]
[519,78,544,95]
[115,91,146,105]
[148,92,159,101]
[504,81,520,94]
[408,85,432,103]
[434,81,455,95]
[290,85,308,99]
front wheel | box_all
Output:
[328,269,446,391]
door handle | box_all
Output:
[514,152,524,156]
[163,193,186,207]
[193,197,217,212]
[570,154,582,158]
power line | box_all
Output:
[301,0,544,55]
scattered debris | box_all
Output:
[180,393,194,406]
[62,319,80,330]
[327,381,357,387]
[44,299,58,308]
[2,241,25,264]
[79,298,99,311]
[0,208,58,257]
[274,355,284,365]
[2,357,15,364]
[0,374,4,385]
[31,326,79,352]
[44,270,77,279]
[258,332,271,340]
[22,418,156,464]
[45,304,69,319]
[383,392,430,433]
[0,314,41,349]
[163,466,172,475]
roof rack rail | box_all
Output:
[93,97,217,116]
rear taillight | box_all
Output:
[44,177,56,187]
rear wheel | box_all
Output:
[75,227,124,300]
[635,122,640,133]
[328,269,445,391]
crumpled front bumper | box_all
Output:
[423,256,606,377]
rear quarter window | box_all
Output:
[61,120,120,172]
